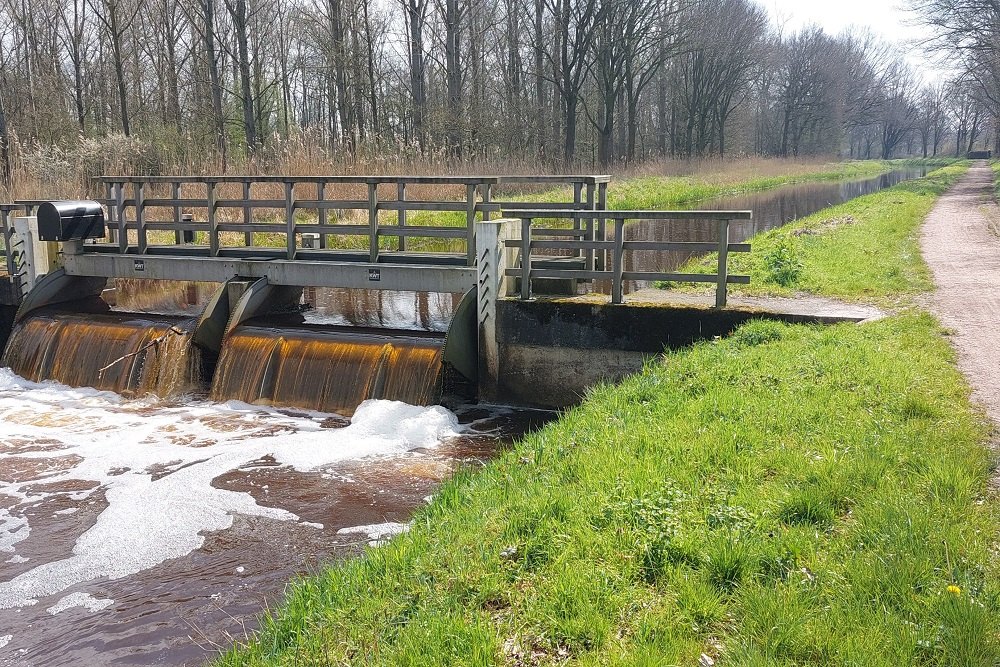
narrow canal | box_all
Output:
[621,168,928,291]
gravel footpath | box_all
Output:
[920,162,1000,432]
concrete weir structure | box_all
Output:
[0,175,864,411]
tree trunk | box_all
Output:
[445,0,462,155]
[202,0,227,167]
[405,0,427,147]
[0,90,10,188]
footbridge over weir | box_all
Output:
[0,174,766,407]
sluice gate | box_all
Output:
[0,175,756,410]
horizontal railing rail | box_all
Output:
[13,174,609,269]
[502,209,753,307]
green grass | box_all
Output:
[220,314,1000,666]
[598,158,953,210]
[218,158,1000,665]
[665,163,969,302]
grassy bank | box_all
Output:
[219,163,1000,665]
[598,157,954,210]
[664,163,968,302]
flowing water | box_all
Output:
[211,324,446,415]
[0,371,547,665]
[2,310,201,398]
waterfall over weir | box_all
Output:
[210,324,445,416]
[1,309,201,398]
[1,306,448,414]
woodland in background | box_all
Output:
[0,0,997,185]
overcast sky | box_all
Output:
[763,0,951,82]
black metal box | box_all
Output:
[37,200,105,241]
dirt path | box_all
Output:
[920,162,1000,426]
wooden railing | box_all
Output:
[69,175,611,267]
[503,209,752,307]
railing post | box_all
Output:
[572,182,583,244]
[612,217,625,304]
[597,181,608,271]
[466,183,477,266]
[585,181,596,271]
[172,182,182,245]
[135,181,147,254]
[207,181,219,257]
[397,181,407,252]
[285,180,296,260]
[243,181,254,247]
[716,218,730,308]
[368,181,379,263]
[520,217,532,300]
[115,182,127,253]
[317,180,328,249]
[106,182,117,244]
[482,181,493,222]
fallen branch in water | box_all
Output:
[97,326,187,376]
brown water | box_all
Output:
[0,396,545,667]
[1,310,200,398]
[211,324,445,415]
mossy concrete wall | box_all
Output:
[490,298,852,408]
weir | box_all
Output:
[0,175,768,410]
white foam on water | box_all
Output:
[46,592,114,615]
[336,520,411,547]
[0,370,460,610]
[5,555,28,564]
[0,634,11,648]
[336,521,411,547]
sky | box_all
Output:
[763,0,952,82]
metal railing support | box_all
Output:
[716,218,730,308]
[207,181,218,256]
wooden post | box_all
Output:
[585,182,596,271]
[466,183,477,265]
[397,181,407,252]
[172,182,182,245]
[285,181,296,260]
[243,181,253,247]
[520,217,532,300]
[597,182,608,271]
[368,181,379,263]
[106,182,116,244]
[482,181,493,221]
[207,181,219,257]
[572,182,583,241]
[115,182,127,253]
[135,182,146,253]
[716,218,729,308]
[317,180,327,249]
[612,217,625,304]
